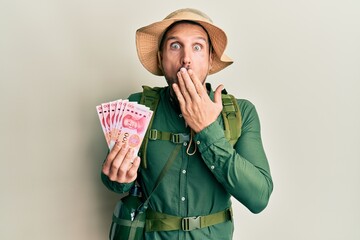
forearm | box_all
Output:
[195,103,273,213]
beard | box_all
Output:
[164,76,180,106]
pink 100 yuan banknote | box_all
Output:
[114,101,153,155]
[96,105,109,145]
[96,99,153,153]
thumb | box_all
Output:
[214,84,224,105]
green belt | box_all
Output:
[145,207,233,232]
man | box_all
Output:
[101,8,273,239]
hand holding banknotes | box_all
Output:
[96,99,153,183]
[102,142,140,183]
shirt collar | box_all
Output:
[205,82,215,101]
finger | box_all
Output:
[172,83,185,106]
[177,69,191,102]
[125,156,141,183]
[108,143,129,180]
[123,148,135,168]
[187,69,206,97]
[102,142,122,175]
[117,148,135,179]
[214,84,224,105]
[130,156,141,169]
[179,68,199,100]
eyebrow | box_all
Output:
[165,36,208,43]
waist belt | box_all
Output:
[145,207,233,232]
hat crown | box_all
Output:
[164,8,213,23]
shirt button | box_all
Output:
[182,170,186,174]
[210,165,215,170]
[183,142,188,146]
[181,197,186,202]
[196,140,201,145]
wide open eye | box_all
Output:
[193,44,202,51]
[170,42,181,50]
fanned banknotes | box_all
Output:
[96,99,153,154]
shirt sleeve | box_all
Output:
[101,172,134,193]
[194,99,273,213]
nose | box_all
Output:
[181,47,191,67]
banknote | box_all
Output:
[96,99,153,152]
[109,101,118,134]
[116,101,153,154]
[110,99,129,149]
[109,100,122,145]
[101,102,111,145]
[96,104,110,145]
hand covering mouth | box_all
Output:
[179,66,190,72]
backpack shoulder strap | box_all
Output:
[140,85,162,111]
[221,93,242,146]
[139,85,161,168]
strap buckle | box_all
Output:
[171,133,189,144]
[181,216,201,231]
[149,129,158,140]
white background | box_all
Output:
[1,0,359,239]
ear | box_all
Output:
[208,50,213,71]
[157,51,163,72]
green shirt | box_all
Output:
[101,85,273,240]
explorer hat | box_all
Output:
[136,8,233,76]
